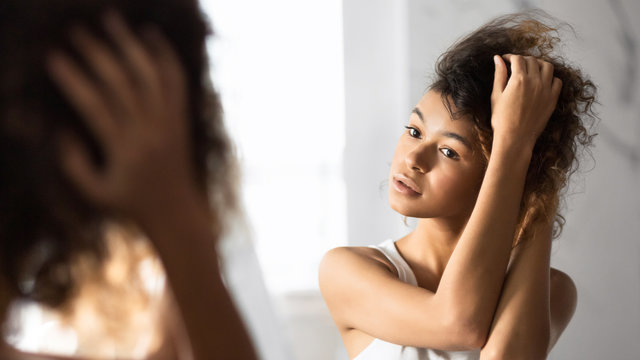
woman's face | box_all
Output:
[389,90,486,220]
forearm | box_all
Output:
[480,226,552,359]
[437,140,533,334]
[142,194,257,360]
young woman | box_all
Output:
[320,12,596,360]
[0,0,256,359]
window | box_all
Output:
[201,0,347,293]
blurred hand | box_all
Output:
[48,12,200,226]
[490,54,562,150]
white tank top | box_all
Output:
[354,239,481,360]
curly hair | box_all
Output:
[0,0,237,310]
[429,10,597,245]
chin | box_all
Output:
[388,196,431,219]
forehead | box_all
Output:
[414,90,475,135]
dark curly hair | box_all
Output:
[429,10,597,245]
[0,0,236,308]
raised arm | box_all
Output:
[48,13,256,360]
[479,223,577,360]
[320,55,562,351]
[433,54,563,342]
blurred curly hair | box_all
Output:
[0,0,237,310]
[429,10,597,245]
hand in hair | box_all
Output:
[490,54,563,151]
[46,12,257,360]
[48,11,201,229]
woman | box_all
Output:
[0,0,256,358]
[320,12,596,359]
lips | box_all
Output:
[392,174,422,196]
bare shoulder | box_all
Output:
[550,268,577,321]
[549,267,578,348]
[319,246,398,283]
[318,246,398,324]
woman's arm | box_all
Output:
[479,224,577,359]
[48,13,256,360]
[320,55,563,350]
[480,225,552,359]
[438,55,563,339]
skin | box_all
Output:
[319,55,577,359]
[0,12,257,360]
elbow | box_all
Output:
[442,313,490,350]
[464,330,489,351]
[450,306,496,350]
[458,322,488,350]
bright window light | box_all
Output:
[201,0,347,293]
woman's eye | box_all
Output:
[404,126,421,138]
[440,147,459,159]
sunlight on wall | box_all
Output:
[202,0,347,293]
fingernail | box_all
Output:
[493,55,500,64]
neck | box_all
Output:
[399,216,469,276]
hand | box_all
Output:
[490,54,562,150]
[48,12,200,226]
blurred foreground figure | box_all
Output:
[0,0,257,358]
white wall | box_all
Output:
[342,0,412,247]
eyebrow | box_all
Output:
[412,107,424,122]
[411,107,472,150]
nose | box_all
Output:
[405,142,431,173]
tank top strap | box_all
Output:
[369,239,418,286]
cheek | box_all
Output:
[430,166,481,206]
[430,171,462,199]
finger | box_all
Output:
[142,27,188,120]
[524,56,540,77]
[47,52,119,148]
[144,27,185,91]
[540,61,554,87]
[58,132,108,204]
[70,27,139,121]
[102,12,161,101]
[492,55,508,95]
[502,54,526,75]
